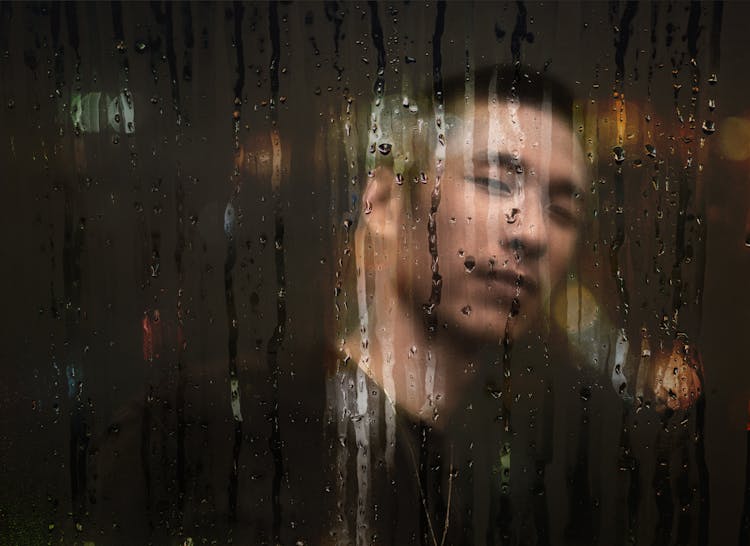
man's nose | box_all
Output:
[503,198,548,261]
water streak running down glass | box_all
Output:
[0,2,748,545]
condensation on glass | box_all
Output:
[0,2,748,545]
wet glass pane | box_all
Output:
[1,2,749,545]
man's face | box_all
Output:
[398,97,586,346]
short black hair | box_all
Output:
[439,64,576,124]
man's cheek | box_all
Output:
[549,237,576,282]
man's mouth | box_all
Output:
[482,268,539,295]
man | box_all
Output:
[327,65,705,545]
[343,65,585,422]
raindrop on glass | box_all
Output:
[378,142,393,155]
[701,120,716,135]
[580,386,591,401]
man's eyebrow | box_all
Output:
[472,149,585,195]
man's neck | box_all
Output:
[343,301,504,426]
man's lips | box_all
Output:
[476,268,539,295]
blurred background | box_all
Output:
[0,2,748,544]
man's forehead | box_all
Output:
[445,98,586,186]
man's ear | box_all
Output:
[360,166,402,240]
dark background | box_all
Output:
[0,2,748,544]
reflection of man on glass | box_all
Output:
[346,66,585,420]
[328,65,705,545]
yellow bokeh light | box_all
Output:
[719,116,750,161]
[552,280,600,335]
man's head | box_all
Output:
[358,65,587,352]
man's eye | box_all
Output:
[546,203,580,227]
[466,177,512,196]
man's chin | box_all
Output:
[439,308,535,350]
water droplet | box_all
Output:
[402,96,410,108]
[461,305,472,316]
[405,55,416,64]
[708,73,718,85]
[464,256,476,273]
[224,202,235,235]
[135,40,147,53]
[708,98,716,111]
[612,146,626,164]
[645,144,656,158]
[701,120,716,135]
[395,173,404,185]
[377,143,392,155]
[419,171,428,183]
